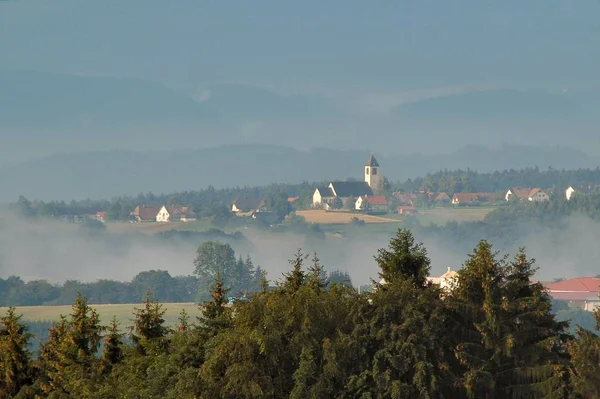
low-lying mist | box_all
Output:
[0,212,598,287]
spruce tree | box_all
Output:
[307,252,328,291]
[101,317,124,373]
[375,228,430,287]
[177,309,190,333]
[0,307,33,397]
[281,249,308,294]
[199,273,232,336]
[69,291,103,361]
[131,290,170,352]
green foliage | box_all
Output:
[131,291,170,351]
[0,308,33,397]
[375,228,430,287]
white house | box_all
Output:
[505,188,549,202]
[566,186,576,201]
[156,206,197,222]
[231,198,266,214]
[355,195,388,211]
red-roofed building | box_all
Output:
[355,195,388,211]
[398,206,417,215]
[545,277,600,311]
[451,192,495,206]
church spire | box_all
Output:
[366,153,379,167]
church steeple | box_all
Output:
[364,153,382,189]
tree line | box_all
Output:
[2,229,600,398]
[396,167,600,195]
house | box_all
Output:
[545,277,600,311]
[96,211,106,222]
[355,195,388,211]
[451,192,495,206]
[313,154,383,208]
[287,197,299,204]
[434,192,451,204]
[505,188,549,202]
[566,185,598,201]
[131,205,162,222]
[393,192,417,206]
[312,181,374,208]
[398,206,417,215]
[156,206,197,222]
[231,197,266,214]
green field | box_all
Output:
[0,303,203,328]
[414,206,496,226]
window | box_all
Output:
[365,167,369,175]
[372,168,377,175]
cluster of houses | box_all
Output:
[96,204,198,223]
[389,269,600,312]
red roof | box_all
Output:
[452,192,495,203]
[365,195,388,206]
[548,291,599,301]
[545,277,600,293]
[287,197,298,203]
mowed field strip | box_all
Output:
[296,210,400,224]
[1,303,203,327]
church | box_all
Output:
[312,154,383,209]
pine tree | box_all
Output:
[0,307,33,397]
[101,317,124,373]
[131,290,170,352]
[177,309,190,333]
[199,273,232,336]
[449,243,573,398]
[69,291,103,361]
[38,316,70,395]
[375,228,430,287]
[307,252,327,291]
[281,249,308,294]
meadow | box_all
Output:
[1,303,203,328]
[414,206,495,226]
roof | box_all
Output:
[440,267,458,279]
[508,188,545,199]
[232,197,265,212]
[452,192,495,203]
[398,205,416,211]
[165,206,196,218]
[131,205,162,220]
[329,181,373,198]
[315,186,335,197]
[547,291,599,301]
[287,197,299,203]
[364,195,388,206]
[393,192,417,205]
[545,277,600,293]
[434,192,450,202]
[366,153,379,167]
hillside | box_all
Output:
[0,144,597,201]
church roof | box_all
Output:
[366,153,379,167]
[315,186,335,197]
[329,181,373,197]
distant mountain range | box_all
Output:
[0,144,597,202]
[2,69,600,163]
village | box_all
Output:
[106,153,596,223]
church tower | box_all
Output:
[365,153,382,190]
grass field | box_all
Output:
[0,303,203,328]
[105,220,213,234]
[296,210,400,224]
[415,207,495,226]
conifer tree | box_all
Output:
[199,273,232,335]
[101,317,124,373]
[69,291,103,361]
[131,290,170,352]
[177,309,190,333]
[0,307,33,397]
[449,242,573,398]
[569,303,600,397]
[307,252,327,291]
[375,228,430,287]
[281,249,308,294]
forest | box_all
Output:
[1,229,600,398]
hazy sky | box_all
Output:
[2,0,599,92]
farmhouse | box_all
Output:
[393,192,417,206]
[397,206,416,215]
[131,205,162,222]
[451,192,495,206]
[156,206,197,222]
[545,277,600,312]
[312,154,381,208]
[434,192,451,204]
[355,195,388,211]
[231,197,266,214]
[565,185,598,200]
[505,188,549,202]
